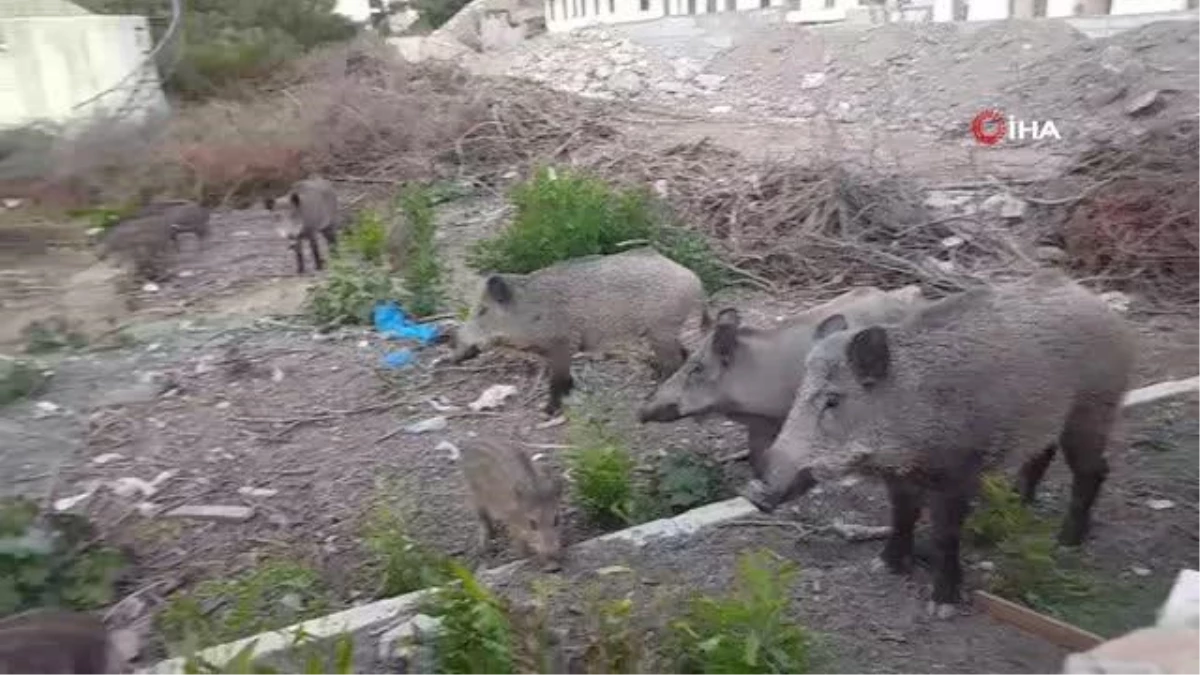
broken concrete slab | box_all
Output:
[163,505,256,522]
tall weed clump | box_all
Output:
[394,184,445,317]
[468,167,728,292]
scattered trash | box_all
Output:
[436,440,461,461]
[428,397,460,413]
[468,384,518,412]
[357,340,370,349]
[92,453,125,465]
[830,519,892,542]
[135,502,161,517]
[141,282,160,293]
[215,401,231,410]
[164,504,256,522]
[383,349,415,369]
[110,470,176,499]
[53,488,97,512]
[374,302,439,346]
[404,416,448,434]
[2,198,24,209]
[940,235,966,249]
[177,270,195,278]
[535,416,566,430]
[33,400,61,418]
[271,367,285,382]
[596,565,633,576]
[1131,565,1152,577]
[1100,290,1132,314]
[1147,499,1176,511]
[977,560,996,572]
[238,486,279,498]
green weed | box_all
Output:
[965,472,1097,620]
[666,549,811,674]
[67,203,137,231]
[0,496,128,616]
[360,502,450,598]
[651,451,726,516]
[393,184,445,318]
[565,415,638,527]
[340,208,388,265]
[581,596,645,674]
[0,358,49,406]
[423,561,515,674]
[21,317,88,354]
[467,167,728,292]
[304,256,401,328]
[182,629,356,674]
[159,560,330,653]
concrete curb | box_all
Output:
[143,496,758,672]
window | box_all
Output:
[610,0,616,11]
[760,0,770,7]
[640,0,650,8]
[595,0,600,13]
[688,0,696,12]
[706,0,716,11]
[726,0,735,9]
[548,0,555,19]
[825,0,834,7]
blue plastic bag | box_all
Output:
[373,301,439,346]
[382,349,415,369]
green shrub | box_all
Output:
[361,504,450,598]
[159,560,330,652]
[304,256,401,327]
[468,167,728,292]
[0,496,128,617]
[651,451,726,516]
[424,562,515,674]
[581,596,644,674]
[964,473,1038,548]
[341,208,388,265]
[395,185,444,318]
[0,358,49,406]
[21,317,88,354]
[667,550,811,674]
[566,416,637,527]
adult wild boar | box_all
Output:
[0,610,131,673]
[131,200,211,250]
[742,271,1135,617]
[264,177,340,274]
[459,438,565,571]
[638,285,926,477]
[450,247,709,415]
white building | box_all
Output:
[0,0,168,130]
[544,0,787,33]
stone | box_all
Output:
[377,614,442,664]
[436,440,461,461]
[92,453,125,465]
[801,72,827,89]
[238,486,279,498]
[164,505,256,522]
[1146,499,1176,511]
[694,73,726,90]
[708,105,733,114]
[607,70,644,96]
[404,416,448,434]
[1126,90,1169,118]
[1034,245,1068,264]
[980,193,1028,220]
[468,384,517,412]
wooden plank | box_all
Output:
[973,590,1105,652]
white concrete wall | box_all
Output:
[785,0,860,23]
[1066,7,1197,36]
[545,0,784,32]
[334,0,373,23]
[0,15,168,130]
[967,0,1009,19]
[1111,0,1188,13]
[1046,0,1078,16]
[932,0,955,19]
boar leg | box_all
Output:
[880,478,923,574]
[1057,400,1117,546]
[928,490,971,611]
[1016,443,1058,505]
[308,232,325,271]
[476,509,499,554]
[292,238,306,274]
[321,225,338,256]
[745,418,782,480]
[544,345,575,416]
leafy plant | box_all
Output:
[21,317,88,354]
[361,503,450,598]
[424,561,515,674]
[340,208,388,265]
[304,256,401,327]
[467,167,728,292]
[964,473,1038,547]
[394,184,444,318]
[652,451,726,516]
[0,496,128,617]
[0,358,49,406]
[159,560,330,652]
[581,596,644,674]
[566,415,637,527]
[67,203,136,231]
[666,550,811,674]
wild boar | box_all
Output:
[742,271,1135,618]
[95,215,176,281]
[459,438,565,571]
[638,285,927,477]
[450,247,709,415]
[0,610,128,674]
[132,200,211,250]
[263,178,340,274]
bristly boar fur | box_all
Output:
[638,284,927,478]
[458,438,564,571]
[743,270,1135,617]
[450,247,709,415]
[0,610,128,674]
[95,214,177,281]
[131,200,211,249]
[264,177,340,274]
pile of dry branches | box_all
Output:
[1056,117,1199,304]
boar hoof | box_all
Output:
[925,601,958,620]
[740,479,778,513]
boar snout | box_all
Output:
[741,467,818,513]
[638,400,680,423]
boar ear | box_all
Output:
[290,192,301,208]
[814,313,849,342]
[713,308,740,363]
[485,275,513,304]
[846,326,890,387]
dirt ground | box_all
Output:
[1,16,1198,675]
